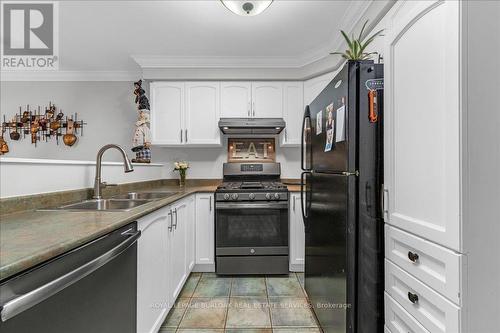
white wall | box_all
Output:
[0,81,143,162]
[157,141,300,180]
[0,157,165,198]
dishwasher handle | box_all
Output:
[0,229,141,322]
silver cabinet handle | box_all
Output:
[209,196,212,211]
[293,195,296,211]
[248,102,250,117]
[180,129,183,143]
[168,209,173,231]
[173,208,178,229]
[0,230,141,322]
[252,101,255,117]
[185,129,188,143]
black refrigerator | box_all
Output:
[300,60,384,333]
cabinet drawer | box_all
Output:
[385,260,460,333]
[385,292,430,333]
[385,225,462,304]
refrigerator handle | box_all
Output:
[301,106,311,171]
[300,171,311,225]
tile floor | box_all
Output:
[159,272,320,333]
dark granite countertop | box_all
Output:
[0,184,217,281]
[0,181,301,281]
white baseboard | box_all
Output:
[289,264,305,272]
[192,263,215,273]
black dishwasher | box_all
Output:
[0,222,140,333]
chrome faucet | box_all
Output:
[93,144,134,199]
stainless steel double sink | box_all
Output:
[46,191,178,212]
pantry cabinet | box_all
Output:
[289,192,305,272]
[220,82,252,118]
[383,0,500,332]
[281,82,304,147]
[194,193,215,272]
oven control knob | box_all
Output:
[231,193,239,200]
[248,193,255,200]
[223,193,230,201]
[274,193,280,200]
[265,193,272,200]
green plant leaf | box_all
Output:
[340,30,353,50]
[358,20,369,41]
[361,29,384,51]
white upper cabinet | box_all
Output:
[252,82,283,118]
[220,82,252,118]
[150,82,184,145]
[384,0,460,251]
[281,82,304,147]
[303,71,336,105]
[185,82,221,146]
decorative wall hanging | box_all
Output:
[131,79,152,163]
[0,103,86,154]
[227,138,275,163]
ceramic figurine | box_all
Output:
[132,111,151,163]
[132,80,152,163]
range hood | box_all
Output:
[218,118,286,135]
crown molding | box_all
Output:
[131,55,303,69]
[0,70,142,81]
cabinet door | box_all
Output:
[303,71,336,105]
[195,193,215,269]
[281,82,304,146]
[185,82,221,146]
[185,195,196,272]
[137,207,170,333]
[252,82,283,118]
[289,193,305,271]
[169,200,188,301]
[220,82,252,118]
[150,82,184,145]
[384,0,460,251]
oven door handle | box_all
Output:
[216,202,288,209]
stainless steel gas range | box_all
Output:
[215,162,289,275]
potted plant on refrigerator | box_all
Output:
[330,20,384,60]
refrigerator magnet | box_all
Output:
[335,104,346,142]
[316,110,323,135]
[325,129,334,152]
[325,103,335,152]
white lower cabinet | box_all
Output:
[385,292,430,333]
[385,260,460,333]
[194,193,215,272]
[137,206,171,333]
[289,192,304,272]
[137,196,196,333]
[168,198,189,302]
[385,225,462,305]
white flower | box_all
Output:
[173,161,189,171]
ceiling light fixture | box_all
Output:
[221,0,273,16]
